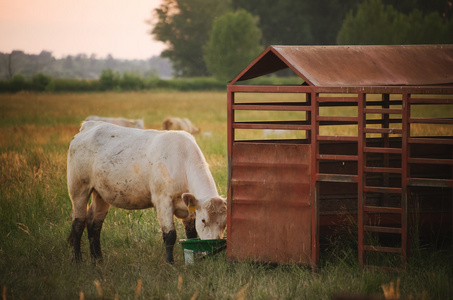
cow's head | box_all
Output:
[182,193,227,240]
[162,118,173,130]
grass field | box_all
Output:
[0,92,452,299]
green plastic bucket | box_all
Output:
[179,238,226,264]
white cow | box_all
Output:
[162,117,200,134]
[67,121,226,263]
[85,115,145,129]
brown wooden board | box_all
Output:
[227,142,312,265]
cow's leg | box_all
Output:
[163,229,177,264]
[68,218,86,263]
[155,199,177,263]
[182,213,198,239]
[87,190,110,264]
[68,185,92,263]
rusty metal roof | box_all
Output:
[230,45,453,87]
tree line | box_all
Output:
[0,50,173,80]
[151,0,453,80]
[0,70,228,93]
[0,70,301,93]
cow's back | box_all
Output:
[68,121,155,180]
[68,121,200,209]
[85,116,145,128]
[70,121,195,168]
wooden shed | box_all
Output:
[226,45,453,269]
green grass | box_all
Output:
[0,92,452,299]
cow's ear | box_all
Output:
[163,119,170,130]
[182,193,198,212]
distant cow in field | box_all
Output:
[67,121,226,264]
[162,117,200,134]
[85,115,145,129]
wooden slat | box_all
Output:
[317,96,358,103]
[364,128,402,134]
[231,180,302,189]
[316,173,358,183]
[233,161,307,168]
[317,135,358,142]
[228,85,312,93]
[407,178,453,188]
[317,154,358,161]
[232,199,310,208]
[408,97,453,104]
[364,206,402,214]
[410,117,453,124]
[364,108,402,114]
[233,102,310,111]
[233,121,311,131]
[315,86,453,94]
[364,226,402,234]
[319,120,358,126]
[408,157,453,165]
[364,167,402,174]
[364,186,402,194]
[408,137,453,145]
[318,102,359,107]
[364,147,402,154]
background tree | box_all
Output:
[231,0,312,46]
[0,51,171,80]
[0,52,15,79]
[34,51,54,74]
[99,69,120,91]
[31,73,52,91]
[204,9,264,81]
[337,0,453,45]
[337,0,401,45]
[405,10,453,43]
[150,0,232,77]
[232,0,363,46]
[381,0,452,20]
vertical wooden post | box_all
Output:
[357,92,366,267]
[310,91,319,268]
[401,92,410,265]
[382,94,390,204]
[226,87,234,255]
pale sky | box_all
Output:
[0,0,167,60]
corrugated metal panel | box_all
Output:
[230,45,453,87]
[228,142,312,265]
